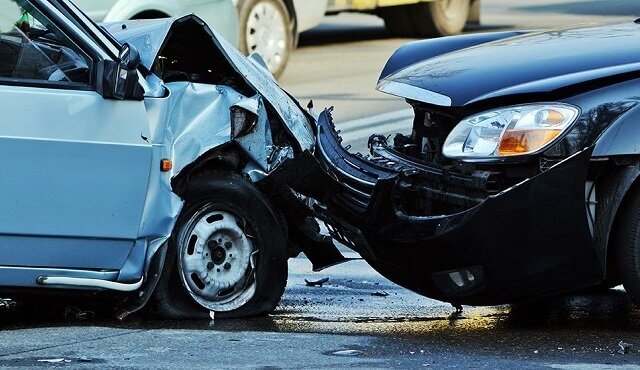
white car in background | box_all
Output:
[78,0,328,77]
[235,0,328,77]
[75,0,238,45]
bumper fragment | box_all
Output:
[311,109,602,305]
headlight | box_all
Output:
[442,103,579,160]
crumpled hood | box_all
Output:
[377,22,640,107]
[103,17,315,151]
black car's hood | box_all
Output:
[377,22,640,107]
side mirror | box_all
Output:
[119,43,140,70]
[99,43,144,100]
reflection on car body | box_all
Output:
[296,21,640,307]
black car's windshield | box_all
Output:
[0,0,91,83]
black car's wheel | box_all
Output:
[411,0,470,37]
[616,187,640,303]
[238,0,292,78]
[148,174,288,319]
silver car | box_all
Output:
[0,0,318,319]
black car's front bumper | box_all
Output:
[309,109,603,306]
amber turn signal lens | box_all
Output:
[498,130,561,156]
[160,159,173,172]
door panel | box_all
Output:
[0,85,152,242]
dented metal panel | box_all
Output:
[137,82,271,262]
[107,16,315,152]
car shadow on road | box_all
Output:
[1,289,639,337]
[503,289,640,331]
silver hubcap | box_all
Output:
[178,208,257,312]
[245,1,288,73]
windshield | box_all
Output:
[0,0,91,83]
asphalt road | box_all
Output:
[1,255,640,368]
[2,1,640,369]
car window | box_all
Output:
[0,0,92,85]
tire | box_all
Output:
[411,0,470,38]
[616,187,640,304]
[148,173,288,319]
[380,6,418,38]
[237,0,293,79]
[467,0,481,25]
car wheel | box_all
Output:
[238,0,292,78]
[616,187,640,304]
[379,6,418,38]
[411,0,470,37]
[467,0,481,25]
[148,174,288,319]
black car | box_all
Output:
[284,20,640,307]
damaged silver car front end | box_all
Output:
[2,0,351,319]
[112,16,323,318]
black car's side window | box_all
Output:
[0,1,92,86]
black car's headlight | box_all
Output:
[442,103,580,160]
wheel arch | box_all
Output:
[596,159,640,280]
[593,104,640,158]
[131,10,171,20]
[103,0,179,22]
[171,144,247,199]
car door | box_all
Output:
[0,0,152,272]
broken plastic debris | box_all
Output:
[371,291,390,297]
[0,298,16,310]
[332,349,363,357]
[305,277,330,287]
[617,340,633,354]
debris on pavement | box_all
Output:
[305,278,330,287]
[332,349,364,356]
[37,358,70,364]
[617,340,633,354]
[371,291,390,297]
[64,307,95,321]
